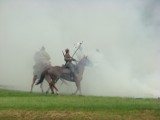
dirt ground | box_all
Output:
[0,110,158,120]
[0,110,98,120]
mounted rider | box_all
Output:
[64,48,77,79]
[33,46,51,78]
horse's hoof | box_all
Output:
[56,91,59,95]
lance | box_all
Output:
[62,50,65,57]
[72,41,83,58]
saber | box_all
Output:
[72,41,83,57]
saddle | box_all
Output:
[61,64,77,81]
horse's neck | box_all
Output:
[77,63,85,75]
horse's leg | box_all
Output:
[45,78,51,94]
[30,75,37,93]
[46,84,58,94]
[46,75,54,94]
[46,86,50,94]
[76,77,82,95]
[53,84,59,95]
[79,78,82,95]
[51,77,59,95]
[78,80,82,95]
[40,83,44,93]
[45,76,58,94]
[73,81,79,95]
[45,82,58,94]
[73,78,81,95]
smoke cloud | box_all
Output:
[0,0,160,97]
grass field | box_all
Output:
[0,89,160,120]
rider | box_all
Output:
[64,48,77,79]
[39,46,51,66]
[33,46,51,78]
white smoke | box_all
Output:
[0,0,160,97]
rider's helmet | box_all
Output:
[65,48,69,53]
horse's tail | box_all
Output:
[35,70,46,85]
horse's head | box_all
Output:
[78,55,92,67]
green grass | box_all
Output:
[0,88,160,120]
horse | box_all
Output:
[30,67,68,94]
[36,56,90,95]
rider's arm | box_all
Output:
[64,54,76,61]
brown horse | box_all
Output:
[36,56,90,95]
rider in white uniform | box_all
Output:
[33,46,51,78]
